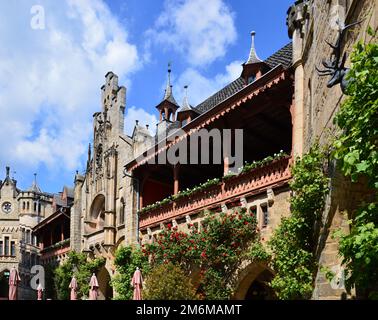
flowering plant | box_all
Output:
[143,207,259,299]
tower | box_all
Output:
[176,85,199,126]
[156,64,180,122]
[241,32,269,85]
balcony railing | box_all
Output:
[41,239,70,253]
[139,156,292,229]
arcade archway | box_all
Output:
[97,266,113,300]
[0,269,9,299]
[233,263,276,300]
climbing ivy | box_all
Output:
[54,251,105,300]
[268,146,329,299]
[333,32,378,299]
[333,30,378,188]
[111,246,150,300]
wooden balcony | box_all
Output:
[40,239,70,261]
[139,156,292,229]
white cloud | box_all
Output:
[147,0,237,66]
[0,0,139,180]
[124,106,158,137]
[174,60,243,106]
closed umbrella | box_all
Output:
[37,283,43,300]
[8,267,21,300]
[131,267,143,300]
[69,276,78,300]
[89,273,99,300]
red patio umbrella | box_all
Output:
[88,273,99,300]
[69,276,78,300]
[8,267,21,300]
[131,267,143,300]
[37,283,43,300]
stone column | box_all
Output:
[173,165,180,195]
[223,156,229,176]
[287,2,306,157]
[71,172,84,252]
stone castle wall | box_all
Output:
[288,0,377,299]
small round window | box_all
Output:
[2,202,12,214]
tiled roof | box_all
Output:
[264,42,293,69]
[194,42,292,115]
[194,77,245,114]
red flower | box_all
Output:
[167,223,172,229]
[244,221,249,225]
[201,251,207,258]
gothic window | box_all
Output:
[4,237,9,256]
[90,194,106,230]
[10,241,15,257]
[23,202,26,210]
[27,202,30,210]
[38,203,41,214]
[261,204,269,228]
[0,240,3,256]
[34,202,37,212]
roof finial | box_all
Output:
[29,172,42,193]
[181,85,192,111]
[246,31,262,64]
[164,62,173,100]
[6,166,10,178]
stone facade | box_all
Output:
[0,168,54,299]
[71,72,138,299]
[287,0,377,299]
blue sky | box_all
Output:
[0,0,293,193]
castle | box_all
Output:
[0,0,376,300]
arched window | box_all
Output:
[27,202,30,210]
[22,202,26,210]
[90,194,106,231]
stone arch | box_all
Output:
[114,235,125,250]
[97,265,113,300]
[89,194,106,231]
[232,262,276,300]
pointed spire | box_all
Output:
[162,63,179,106]
[164,63,172,100]
[3,166,12,185]
[246,31,262,64]
[180,85,192,111]
[29,172,42,193]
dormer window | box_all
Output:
[248,75,256,84]
[241,31,269,86]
